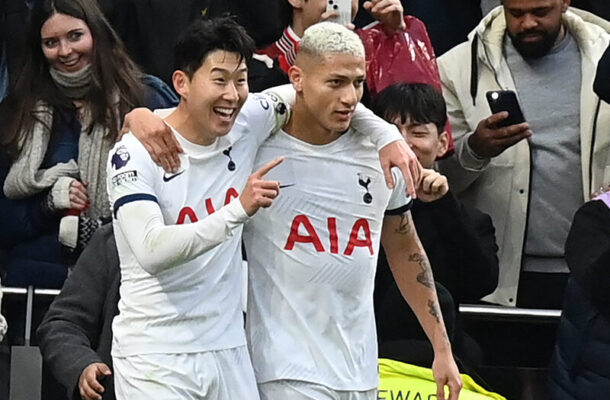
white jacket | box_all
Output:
[438,7,610,306]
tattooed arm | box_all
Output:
[381,211,462,400]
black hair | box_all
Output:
[174,16,256,78]
[0,0,145,153]
[371,82,447,134]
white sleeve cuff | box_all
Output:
[458,133,491,171]
[51,177,77,210]
[222,198,251,226]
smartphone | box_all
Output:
[486,90,526,127]
[326,0,352,26]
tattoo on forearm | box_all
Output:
[428,299,441,324]
[395,213,411,235]
[410,253,434,289]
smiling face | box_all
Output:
[174,50,249,142]
[394,118,449,169]
[40,12,93,73]
[503,0,570,58]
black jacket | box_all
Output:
[37,225,119,400]
[549,199,610,399]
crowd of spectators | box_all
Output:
[0,0,609,399]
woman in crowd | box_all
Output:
[0,0,177,288]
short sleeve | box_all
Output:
[237,92,291,146]
[385,168,413,215]
[106,134,159,217]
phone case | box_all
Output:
[326,0,352,26]
[486,90,526,127]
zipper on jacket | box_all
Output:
[516,139,533,306]
[588,98,601,198]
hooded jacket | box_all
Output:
[437,6,610,306]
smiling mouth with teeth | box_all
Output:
[214,107,235,118]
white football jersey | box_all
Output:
[107,93,289,357]
[243,129,411,390]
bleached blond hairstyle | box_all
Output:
[298,22,365,59]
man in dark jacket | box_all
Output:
[37,225,119,400]
[370,82,499,367]
[548,45,610,399]
[548,193,610,398]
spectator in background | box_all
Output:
[437,0,610,308]
[354,0,483,56]
[548,44,610,398]
[38,225,119,400]
[0,0,177,290]
[251,0,406,92]
[371,82,498,369]
[548,192,610,397]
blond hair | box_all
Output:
[299,22,365,59]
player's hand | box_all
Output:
[417,169,449,203]
[363,0,406,33]
[379,139,422,199]
[432,351,462,400]
[320,9,356,30]
[240,157,284,216]
[69,181,89,211]
[124,107,183,173]
[78,362,112,400]
[468,112,531,158]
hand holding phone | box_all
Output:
[467,91,531,158]
[326,0,352,26]
[486,90,526,128]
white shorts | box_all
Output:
[113,346,259,400]
[258,380,376,400]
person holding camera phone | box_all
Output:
[436,0,610,308]
[251,0,405,92]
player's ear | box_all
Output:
[173,70,190,99]
[436,131,450,158]
[288,65,304,93]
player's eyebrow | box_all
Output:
[328,72,365,80]
[210,66,248,74]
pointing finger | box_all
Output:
[253,157,284,178]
